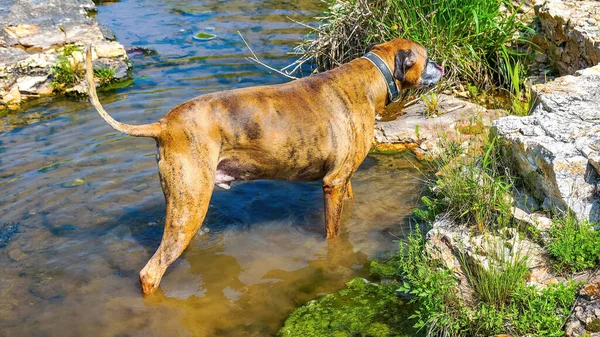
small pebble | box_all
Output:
[8,248,26,262]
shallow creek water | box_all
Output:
[0,1,424,336]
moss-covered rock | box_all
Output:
[277,278,417,337]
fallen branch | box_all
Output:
[238,32,299,80]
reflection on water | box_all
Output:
[0,0,424,336]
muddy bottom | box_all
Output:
[0,153,423,337]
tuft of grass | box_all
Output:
[501,50,533,116]
[460,237,530,310]
[94,67,116,86]
[420,91,439,118]
[50,55,84,90]
[420,135,514,232]
[62,44,81,57]
[548,213,600,274]
[298,0,526,89]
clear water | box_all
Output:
[0,1,424,336]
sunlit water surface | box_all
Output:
[0,1,424,336]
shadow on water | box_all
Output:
[0,0,426,336]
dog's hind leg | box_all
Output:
[139,144,217,295]
[344,181,354,200]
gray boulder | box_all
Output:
[0,0,131,107]
[535,0,600,75]
[374,94,505,157]
[493,65,600,223]
[425,217,556,305]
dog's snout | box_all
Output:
[419,59,444,88]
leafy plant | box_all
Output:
[62,44,81,57]
[397,230,465,336]
[467,83,479,98]
[548,213,600,274]
[413,196,443,222]
[510,282,579,336]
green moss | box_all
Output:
[370,260,399,279]
[587,319,600,333]
[277,278,417,337]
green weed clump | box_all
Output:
[94,67,116,86]
[277,278,416,337]
[396,230,462,335]
[298,0,524,89]
[461,244,529,309]
[548,213,600,274]
[501,50,533,116]
[415,136,514,232]
[50,55,84,90]
[62,44,81,57]
[397,230,579,336]
[420,91,439,118]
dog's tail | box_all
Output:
[85,47,161,138]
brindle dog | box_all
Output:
[85,38,444,294]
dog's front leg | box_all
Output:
[139,148,216,294]
[323,173,352,239]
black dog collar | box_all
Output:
[361,52,400,103]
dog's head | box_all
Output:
[370,38,444,89]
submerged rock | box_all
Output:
[278,278,415,337]
[493,65,600,223]
[0,222,19,248]
[0,0,131,107]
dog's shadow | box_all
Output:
[119,179,326,250]
[96,156,380,252]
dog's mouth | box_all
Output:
[420,59,444,88]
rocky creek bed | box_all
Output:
[1,0,600,336]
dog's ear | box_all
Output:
[393,49,417,82]
[365,43,377,54]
